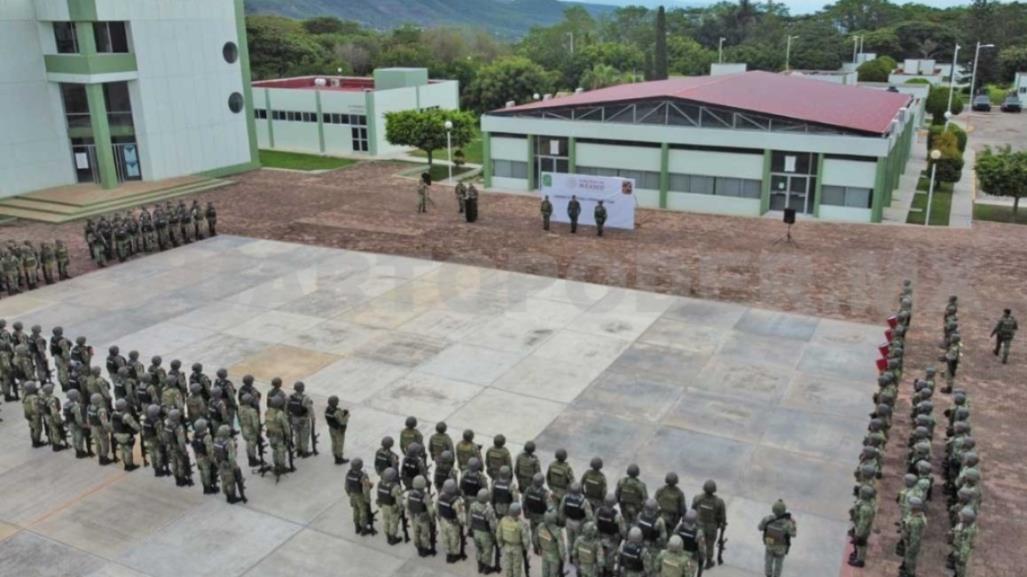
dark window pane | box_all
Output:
[104,82,131,112]
[60,83,88,114]
[228,92,244,114]
[223,42,238,64]
[54,22,78,54]
[108,22,128,52]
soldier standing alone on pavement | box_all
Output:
[758,499,796,577]
[594,200,607,237]
[325,396,349,465]
[541,196,553,231]
[567,195,581,234]
[992,308,1017,364]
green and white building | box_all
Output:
[481,71,918,223]
[252,68,459,158]
[0,0,258,199]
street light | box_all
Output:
[444,120,454,183]
[926,148,942,226]
[719,37,726,64]
[785,35,799,72]
[945,44,961,129]
[852,35,863,64]
[969,41,995,102]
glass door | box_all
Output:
[769,152,816,214]
[533,136,569,190]
[71,143,98,184]
[113,140,142,182]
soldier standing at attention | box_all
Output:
[596,494,626,576]
[455,180,468,214]
[346,458,375,536]
[547,448,575,502]
[571,520,602,577]
[88,392,114,465]
[429,421,454,464]
[205,202,217,236]
[656,535,697,577]
[377,468,405,546]
[656,472,687,533]
[287,382,313,457]
[457,429,482,472]
[461,458,489,524]
[497,502,532,577]
[594,200,607,237]
[848,485,876,568]
[560,482,594,553]
[64,389,86,458]
[375,436,400,477]
[636,498,668,570]
[111,398,140,471]
[214,425,245,504]
[515,440,541,492]
[485,434,512,481]
[541,196,553,231]
[616,464,648,525]
[899,497,926,577]
[22,382,44,447]
[40,384,66,451]
[402,443,430,490]
[758,499,796,577]
[400,416,424,457]
[992,308,1018,364]
[407,475,437,557]
[142,404,165,476]
[437,479,467,563]
[325,396,349,465]
[692,479,727,570]
[673,510,706,573]
[39,242,56,285]
[239,394,261,468]
[581,457,608,510]
[491,466,520,518]
[265,395,292,478]
[55,240,71,280]
[470,488,499,574]
[943,334,962,393]
[192,418,218,494]
[417,173,431,214]
[567,195,581,234]
[434,450,459,494]
[617,527,649,577]
[522,473,550,552]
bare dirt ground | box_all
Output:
[2,161,1025,576]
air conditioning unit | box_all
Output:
[575,87,584,93]
[331,78,341,87]
[314,77,327,87]
[542,94,552,100]
[505,101,515,108]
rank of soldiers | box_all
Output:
[0,240,71,297]
[84,199,217,268]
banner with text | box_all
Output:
[539,172,636,230]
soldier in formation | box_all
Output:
[1,240,71,297]
[80,202,217,270]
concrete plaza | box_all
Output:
[0,235,880,577]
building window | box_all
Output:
[223,42,238,64]
[668,174,761,198]
[352,127,368,152]
[103,82,134,132]
[493,160,529,179]
[94,22,129,54]
[60,83,90,130]
[228,93,244,114]
[822,185,872,209]
[53,22,78,54]
[255,108,268,119]
[578,166,661,190]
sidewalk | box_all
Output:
[948,147,974,229]
[883,138,924,225]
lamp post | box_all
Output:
[945,44,961,129]
[444,120,453,183]
[926,148,942,226]
[719,37,726,64]
[785,35,799,72]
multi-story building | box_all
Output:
[252,68,460,158]
[0,0,258,200]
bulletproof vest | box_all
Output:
[620,542,644,571]
[515,454,537,480]
[697,497,717,526]
[374,449,393,474]
[87,404,101,427]
[376,483,396,506]
[437,493,458,520]
[575,539,597,565]
[207,401,223,422]
[619,480,644,507]
[499,517,522,545]
[434,465,452,492]
[402,457,421,480]
[486,448,507,473]
[62,403,76,425]
[637,511,659,541]
[461,472,484,497]
[492,479,513,505]
[563,493,587,521]
[429,434,449,458]
[675,525,700,552]
[111,412,128,434]
[49,338,62,357]
[325,408,342,430]
[524,488,547,515]
[548,463,571,490]
[192,436,210,456]
[136,385,152,406]
[763,516,791,547]
[657,487,683,514]
[142,419,156,439]
[239,384,255,403]
[213,438,229,462]
[106,356,120,376]
[160,424,176,445]
[407,490,427,515]
[45,396,60,416]
[596,507,618,536]
[583,472,605,500]
[660,553,684,575]
[345,470,364,495]
[287,394,307,417]
[470,507,490,532]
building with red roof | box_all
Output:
[480,71,918,223]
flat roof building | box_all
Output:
[480,71,916,223]
[252,68,459,158]
[0,0,258,201]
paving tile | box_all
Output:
[398,308,495,341]
[416,344,525,386]
[107,321,215,359]
[572,367,685,423]
[458,317,556,355]
[532,408,657,474]
[532,329,630,369]
[445,388,566,445]
[632,426,755,496]
[691,358,794,405]
[604,342,712,387]
[637,316,729,355]
[0,531,105,577]
[354,331,449,368]
[228,345,340,384]
[660,388,773,444]
[779,373,874,419]
[244,528,406,577]
[0,521,19,542]
[738,445,854,522]
[164,334,270,375]
[661,298,747,328]
[366,372,483,423]
[225,310,325,344]
[302,357,410,404]
[797,342,879,382]
[167,302,267,332]
[491,354,605,403]
[0,294,53,318]
[717,332,803,370]
[733,309,820,341]
[759,407,866,465]
[278,320,386,356]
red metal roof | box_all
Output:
[253,76,376,92]
[495,71,911,134]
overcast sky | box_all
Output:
[577,1,977,15]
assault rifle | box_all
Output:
[234,467,248,503]
[310,414,319,456]
[400,507,411,542]
[717,526,727,565]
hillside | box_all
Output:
[244,0,616,38]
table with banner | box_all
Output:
[539,172,637,230]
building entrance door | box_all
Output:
[533,136,569,190]
[113,141,142,182]
[769,174,814,214]
[71,144,99,184]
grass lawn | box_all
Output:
[259,150,357,171]
[907,184,953,226]
[409,131,484,165]
[974,202,1027,224]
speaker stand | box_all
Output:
[773,223,798,247]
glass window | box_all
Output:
[228,93,244,114]
[822,185,872,208]
[493,160,528,179]
[103,82,131,113]
[54,22,78,54]
[669,174,689,193]
[691,175,715,195]
[717,178,741,197]
[789,176,808,194]
[740,179,762,198]
[94,22,129,53]
[223,42,238,64]
[60,84,89,114]
[822,185,845,206]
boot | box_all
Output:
[248,456,260,468]
[175,476,186,487]
[227,495,241,504]
[417,547,428,557]
[32,440,45,448]
[99,455,111,466]
[335,456,344,465]
[354,521,363,535]
[446,554,456,564]
[75,449,87,459]
[848,558,865,568]
[124,463,139,472]
[705,560,715,570]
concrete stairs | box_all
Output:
[0,178,233,223]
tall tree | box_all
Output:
[384,109,475,167]
[465,56,557,113]
[653,6,669,80]
[976,146,1027,216]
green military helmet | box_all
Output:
[915,460,931,475]
[627,464,640,478]
[917,400,933,414]
[413,475,427,490]
[684,509,699,526]
[167,374,179,388]
[772,499,787,516]
[240,393,254,406]
[189,382,203,395]
[127,350,138,360]
[217,425,231,438]
[384,467,398,482]
[908,497,924,512]
[508,502,522,517]
[569,482,583,496]
[914,415,932,430]
[604,493,617,508]
[13,321,23,331]
[951,333,961,343]
[583,521,598,539]
[293,381,304,393]
[665,472,678,486]
[67,389,81,402]
[194,418,209,433]
[271,377,282,388]
[962,452,979,468]
[859,484,876,500]
[52,326,63,336]
[108,345,119,356]
[118,366,129,377]
[555,448,567,462]
[861,446,879,460]
[269,395,285,409]
[499,465,512,480]
[667,535,683,552]
[953,391,967,405]
[703,480,717,495]
[533,473,545,488]
[953,421,970,435]
[328,396,339,407]
[468,457,482,472]
[903,473,917,488]
[170,359,181,371]
[436,421,447,434]
[959,507,976,524]
[24,381,39,394]
[407,442,423,458]
[463,429,474,442]
[191,363,202,373]
[381,436,394,449]
[544,509,558,525]
[216,368,228,379]
[494,434,506,448]
[115,398,128,411]
[643,498,658,514]
[41,383,54,395]
[956,488,973,505]
[627,526,643,543]
[523,441,535,455]
[243,374,254,386]
[477,488,490,503]
[954,407,970,422]
[964,469,980,484]
[90,392,104,406]
[440,450,454,465]
[912,427,928,440]
[405,416,417,429]
[146,404,161,420]
[876,403,892,418]
[351,458,364,471]
[210,387,223,399]
[90,366,101,377]
[590,457,603,471]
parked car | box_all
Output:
[971,94,992,112]
[1001,94,1022,113]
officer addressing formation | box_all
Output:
[0,274,1003,576]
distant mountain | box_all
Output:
[244,0,617,38]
